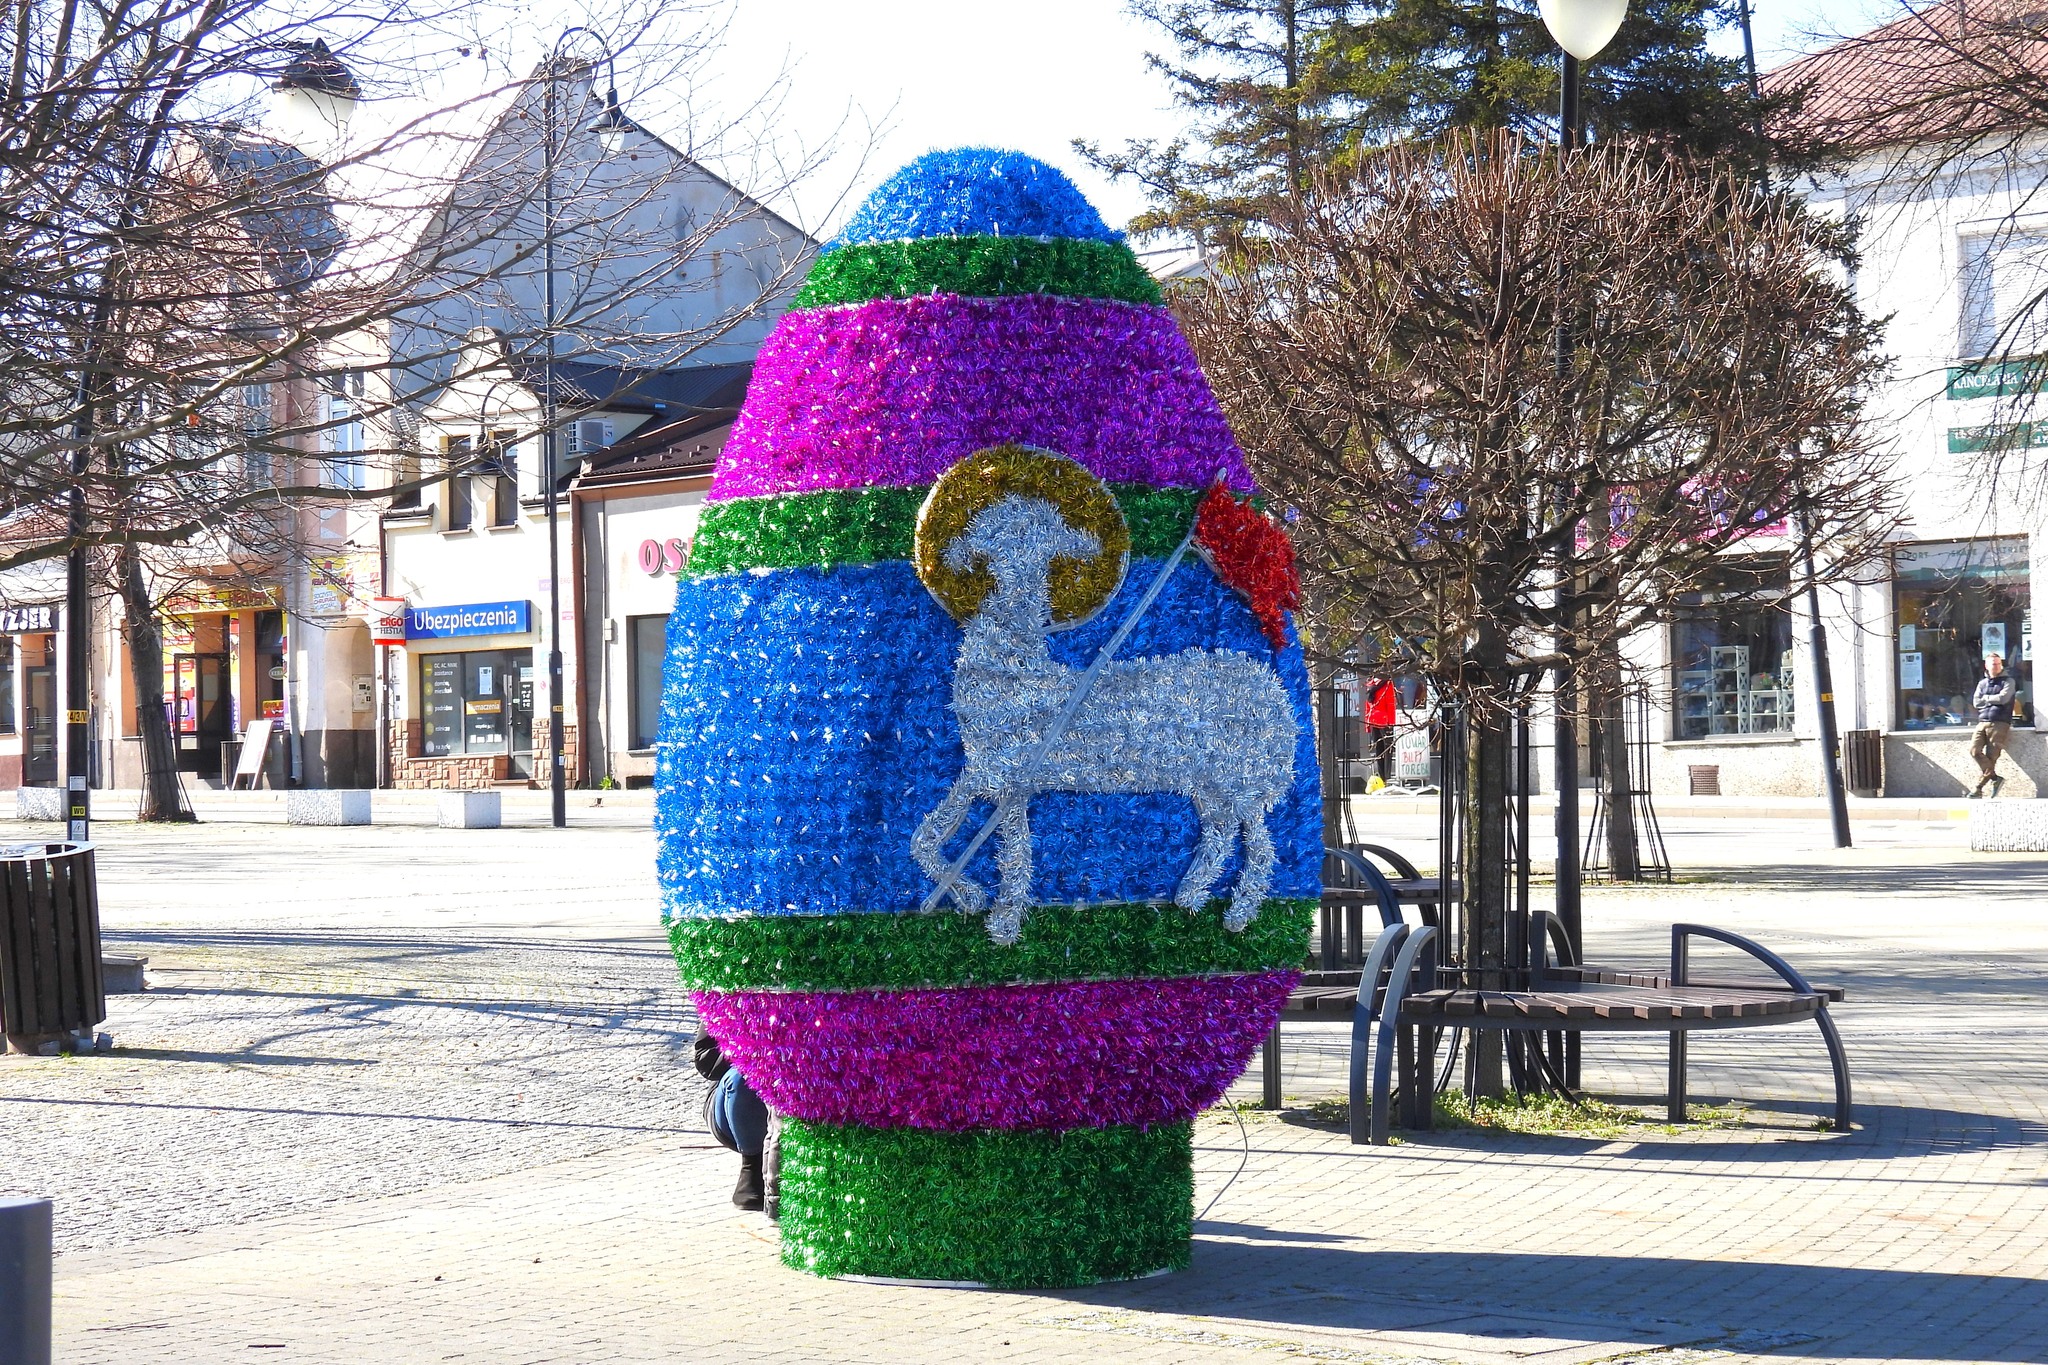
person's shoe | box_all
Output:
[1990,776,2006,799]
[732,1153,764,1210]
[1967,785,1983,799]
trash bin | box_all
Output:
[1842,728,1883,798]
[0,841,104,1055]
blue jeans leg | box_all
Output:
[711,1068,769,1157]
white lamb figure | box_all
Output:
[912,494,1297,944]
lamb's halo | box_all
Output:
[913,445,1131,629]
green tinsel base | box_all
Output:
[777,1119,1194,1287]
[794,235,1163,310]
[669,898,1312,992]
[688,483,1205,578]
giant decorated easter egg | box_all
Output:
[657,148,1322,1288]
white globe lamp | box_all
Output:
[1538,0,1629,61]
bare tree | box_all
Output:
[0,0,829,817]
[1179,131,1897,1092]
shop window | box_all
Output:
[443,435,473,531]
[1894,538,2032,729]
[628,614,669,750]
[0,638,14,734]
[254,611,286,719]
[1672,557,1796,739]
[1960,228,2048,361]
[420,650,535,771]
[322,370,366,491]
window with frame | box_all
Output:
[1672,557,1797,739]
[238,383,274,489]
[1960,228,2048,361]
[1894,538,2032,729]
[420,650,534,758]
[443,435,473,530]
[322,370,366,490]
[627,614,669,750]
[483,429,518,526]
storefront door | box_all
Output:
[505,655,534,780]
[23,661,55,786]
[174,652,232,776]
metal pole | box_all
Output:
[0,1197,53,1365]
[542,47,567,829]
[1733,0,1852,847]
[1802,507,1853,848]
[1552,50,1583,969]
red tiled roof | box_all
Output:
[1764,0,2048,150]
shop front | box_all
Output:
[0,604,61,788]
[389,599,540,789]
[151,586,286,783]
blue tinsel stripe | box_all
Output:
[654,558,1322,919]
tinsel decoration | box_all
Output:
[823,147,1123,249]
[657,148,1320,1288]
[705,291,1254,502]
[687,484,1207,578]
[794,235,1162,311]
[777,1120,1194,1288]
[667,899,1315,993]
[1195,483,1303,651]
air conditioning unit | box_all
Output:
[567,418,613,456]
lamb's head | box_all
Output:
[944,495,1101,586]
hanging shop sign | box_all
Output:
[368,597,409,646]
[0,604,58,633]
[404,599,532,640]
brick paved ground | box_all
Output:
[2,814,2043,1364]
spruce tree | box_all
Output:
[1081,0,1798,243]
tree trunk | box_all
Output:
[117,545,194,822]
[1593,644,1640,880]
[1460,680,1514,1099]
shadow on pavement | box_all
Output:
[1065,1245,2044,1360]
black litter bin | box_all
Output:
[1842,729,1884,798]
[0,841,103,1054]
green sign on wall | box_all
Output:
[1947,421,2048,453]
[1948,357,2048,400]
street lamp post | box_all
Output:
[539,32,628,829]
[1539,0,1627,1067]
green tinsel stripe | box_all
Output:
[793,236,1163,310]
[689,484,1204,578]
[669,898,1312,992]
[778,1119,1193,1287]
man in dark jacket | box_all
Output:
[1970,654,2018,798]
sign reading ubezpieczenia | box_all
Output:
[404,600,531,640]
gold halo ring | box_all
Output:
[914,445,1130,630]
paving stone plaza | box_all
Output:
[1,806,2043,1364]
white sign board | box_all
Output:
[1394,728,1433,781]
[1899,652,1924,690]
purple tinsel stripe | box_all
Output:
[692,971,1295,1131]
[707,293,1254,502]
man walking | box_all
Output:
[1970,653,2018,798]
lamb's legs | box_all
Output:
[986,796,1034,945]
[913,775,987,913]
[1175,791,1235,913]
[1225,806,1278,931]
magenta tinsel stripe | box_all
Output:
[692,971,1295,1132]
[707,293,1254,501]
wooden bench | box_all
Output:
[1264,912,1851,1145]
